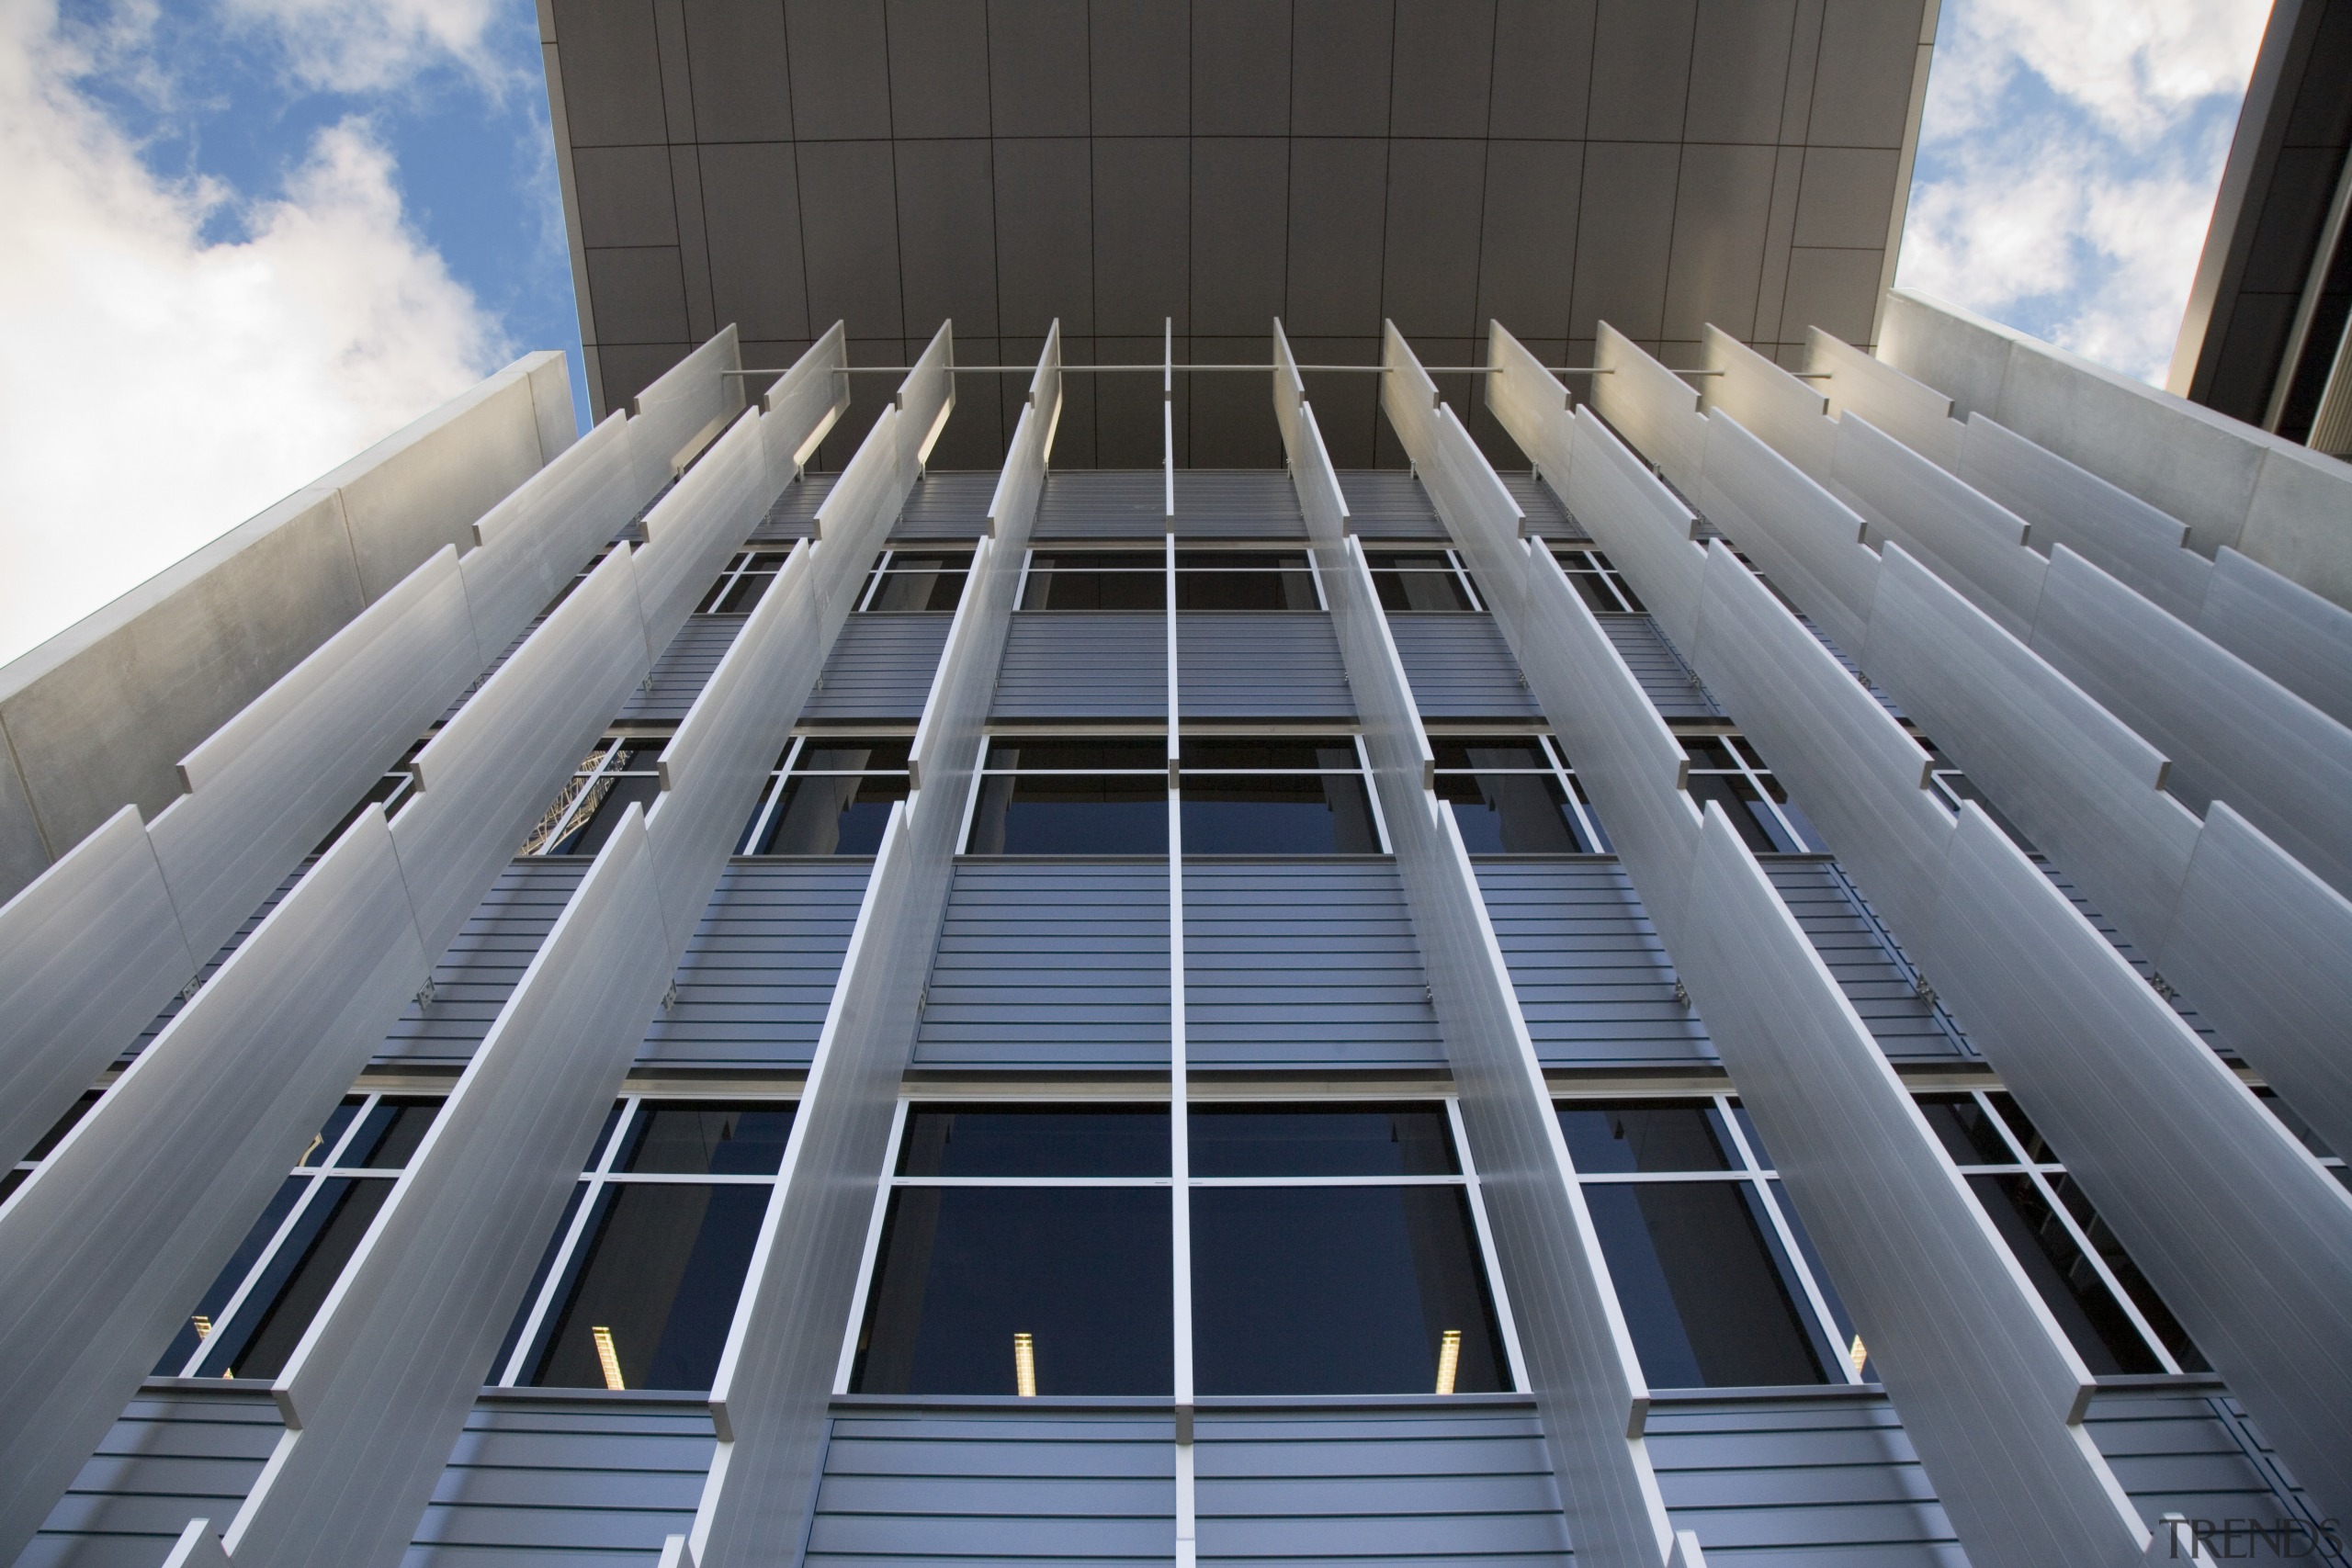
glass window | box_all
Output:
[858,550,971,613]
[1430,734,1606,853]
[1366,550,1480,614]
[1175,550,1320,611]
[1558,1094,1845,1390]
[2,1089,107,1206]
[899,1106,1170,1178]
[1019,549,1164,611]
[525,739,665,856]
[696,551,795,615]
[1550,547,1647,615]
[1189,1103,1458,1177]
[1178,735,1381,854]
[2253,1088,2351,1190]
[156,1093,444,1380]
[966,736,1169,854]
[500,1098,797,1392]
[1679,730,1824,853]
[740,736,912,855]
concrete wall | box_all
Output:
[1877,288,2352,612]
[0,355,574,901]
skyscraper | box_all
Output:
[2,7,2350,1568]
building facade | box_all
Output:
[4,6,2352,1568]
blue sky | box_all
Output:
[0,0,2277,666]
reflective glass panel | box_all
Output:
[867,555,970,612]
[1175,552,1318,611]
[898,1107,1170,1178]
[200,1177,394,1380]
[1189,1105,1456,1177]
[1021,555,1164,610]
[1913,1094,2018,1166]
[1582,1181,1827,1387]
[532,1182,769,1390]
[334,1097,441,1168]
[754,773,909,854]
[967,774,1168,853]
[2047,1173,2206,1371]
[1433,769,1589,852]
[153,1176,310,1375]
[1557,1101,1734,1173]
[622,1103,797,1175]
[1190,1186,1507,1394]
[1967,1173,2159,1374]
[1180,774,1379,853]
[1368,554,1476,613]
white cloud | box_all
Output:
[0,0,504,667]
[1931,0,2268,141]
[219,0,514,95]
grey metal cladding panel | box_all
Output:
[1957,414,2208,622]
[1193,1405,1572,1564]
[436,615,539,728]
[1697,410,1879,659]
[1833,415,2047,640]
[747,471,839,545]
[888,471,998,541]
[2030,546,2352,898]
[408,1399,716,1560]
[1387,615,1541,718]
[639,861,871,1070]
[1336,470,1448,540]
[2199,547,2352,732]
[800,614,955,721]
[1178,612,1354,720]
[1595,614,1720,718]
[808,1409,1176,1563]
[1645,1394,1962,1562]
[377,861,589,1066]
[2083,1392,2305,1534]
[1762,861,1956,1061]
[1502,472,1584,541]
[618,614,747,722]
[991,613,1168,718]
[1182,859,1443,1069]
[1033,469,1168,538]
[22,1391,281,1564]
[1173,470,1308,539]
[913,860,1170,1070]
[130,861,308,1054]
[1472,859,1715,1068]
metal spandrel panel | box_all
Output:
[1688,543,1951,946]
[1473,861,1714,1069]
[2156,801,2352,1172]
[1675,808,2142,1568]
[1928,805,2352,1526]
[2085,1390,2320,1532]
[620,614,749,723]
[1032,470,1167,537]
[0,807,429,1566]
[1762,863,1957,1061]
[990,613,1168,718]
[0,809,197,1170]
[1863,547,2201,952]
[22,1389,283,1560]
[1702,325,1833,485]
[1172,471,1308,539]
[1833,415,2048,641]
[639,862,870,1070]
[1595,615,1720,721]
[1957,414,2209,623]
[1566,408,1706,652]
[887,471,996,542]
[914,860,1171,1071]
[1696,412,1880,659]
[1647,1394,1958,1562]
[2029,546,2352,900]
[413,1399,716,1561]
[2198,547,2352,730]
[798,615,954,721]
[1335,470,1447,540]
[1806,327,1962,470]
[1176,612,1353,719]
[1386,615,1543,718]
[1594,322,1707,496]
[376,861,586,1066]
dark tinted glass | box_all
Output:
[1583,1181,1827,1387]
[2047,1174,2206,1371]
[492,1182,586,1378]
[153,1176,311,1374]
[1175,561,1318,610]
[300,1099,364,1167]
[1191,1186,1507,1394]
[854,1187,1173,1394]
[1189,1105,1456,1176]
[1968,1173,2158,1374]
[1557,1101,1733,1173]
[1430,738,1548,772]
[1687,772,1804,854]
[753,773,908,854]
[967,774,1168,853]
[1914,1094,2018,1165]
[1984,1093,2054,1162]
[898,1107,1170,1177]
[1435,770,1589,852]
[532,1182,769,1390]
[1368,556,1476,613]
[334,1098,441,1168]
[1181,775,1379,853]
[202,1176,394,1379]
[2253,1088,2338,1159]
[708,571,775,615]
[547,759,663,857]
[867,556,970,612]
[795,738,912,772]
[986,737,1166,771]
[1021,558,1164,610]
[317,766,418,850]
[25,1089,105,1162]
[1176,552,1312,571]
[1728,1103,1773,1168]
[1182,738,1358,770]
[622,1103,797,1175]
[1769,1179,1872,1381]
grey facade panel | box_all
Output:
[1386,615,1543,719]
[1761,859,1961,1062]
[22,1390,282,1567]
[888,471,998,541]
[638,860,872,1070]
[1033,469,1168,539]
[800,615,956,722]
[1177,612,1354,720]
[913,859,1171,1070]
[746,471,837,546]
[617,613,747,723]
[1503,471,1585,541]
[436,616,539,728]
[1336,470,1447,539]
[1646,1393,1961,1563]
[2085,1390,2327,1533]
[1182,858,1443,1069]
[1194,1405,1574,1563]
[808,1409,1178,1562]
[1594,614,1721,719]
[409,1399,715,1561]
[1173,470,1309,538]
[130,862,309,1055]
[376,861,590,1066]
[991,613,1168,719]
[1472,858,1714,1068]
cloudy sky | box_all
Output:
[0,0,2278,668]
